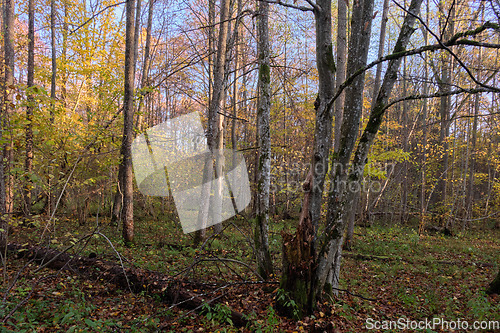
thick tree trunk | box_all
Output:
[309,0,336,233]
[255,0,273,279]
[317,0,423,301]
[120,0,137,245]
[319,0,376,296]
[279,0,336,316]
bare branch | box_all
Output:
[326,21,500,111]
[70,2,126,35]
[382,86,498,113]
[393,0,500,93]
[262,0,313,12]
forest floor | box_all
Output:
[0,209,499,332]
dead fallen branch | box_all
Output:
[343,252,494,268]
[6,242,249,327]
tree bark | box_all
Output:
[25,0,35,217]
[434,1,455,214]
[2,0,15,219]
[279,0,336,316]
[419,3,429,233]
[194,0,219,245]
[133,0,142,69]
[1,0,15,246]
[309,0,336,233]
[135,0,154,131]
[319,0,376,297]
[61,2,68,109]
[401,58,408,224]
[255,0,273,280]
[119,0,137,245]
[370,0,389,108]
[344,0,386,247]
[209,0,230,235]
[464,26,482,231]
[333,0,348,154]
[50,0,56,122]
[317,0,423,302]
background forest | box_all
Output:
[0,0,499,331]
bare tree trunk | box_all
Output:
[119,0,137,245]
[344,0,386,247]
[309,0,336,232]
[419,2,429,233]
[370,0,389,107]
[231,0,241,154]
[333,0,348,154]
[135,0,154,131]
[50,0,56,122]
[318,0,423,301]
[320,0,376,296]
[61,2,68,109]
[133,0,142,68]
[25,0,35,217]
[193,0,216,245]
[208,0,230,234]
[136,0,155,131]
[401,58,408,224]
[0,0,14,246]
[279,0,336,316]
[343,191,359,251]
[255,0,273,279]
[435,1,455,215]
[464,23,482,231]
